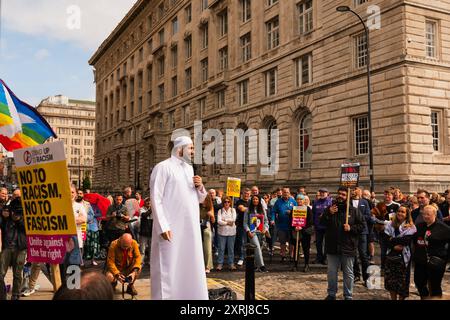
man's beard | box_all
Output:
[76,196,83,203]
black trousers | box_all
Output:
[414,262,446,298]
[353,234,370,281]
[301,233,311,266]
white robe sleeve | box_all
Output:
[150,164,170,235]
[196,185,207,204]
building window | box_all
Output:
[238,79,249,106]
[201,23,208,49]
[355,32,368,68]
[265,68,277,96]
[159,28,165,45]
[172,17,179,35]
[201,0,208,11]
[172,76,178,97]
[169,111,175,129]
[147,91,152,107]
[266,16,280,50]
[431,110,441,152]
[185,35,192,59]
[295,53,312,87]
[240,0,251,23]
[148,14,153,31]
[354,115,369,156]
[138,97,143,113]
[171,45,178,68]
[185,4,192,23]
[298,0,313,35]
[185,67,192,90]
[158,56,165,77]
[139,47,144,62]
[198,97,206,118]
[137,72,143,95]
[158,84,165,102]
[201,58,208,83]
[158,2,165,20]
[218,9,228,37]
[267,0,278,6]
[183,105,190,125]
[219,46,228,71]
[299,113,312,168]
[240,33,251,62]
[267,120,277,165]
[425,20,437,58]
[147,64,153,88]
[217,90,226,109]
[148,38,153,53]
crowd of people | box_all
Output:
[0,181,449,300]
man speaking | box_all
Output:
[149,136,208,300]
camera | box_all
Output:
[124,276,132,283]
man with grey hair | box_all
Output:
[150,136,208,300]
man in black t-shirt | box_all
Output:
[234,188,251,266]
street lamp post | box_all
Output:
[119,119,137,192]
[337,6,375,193]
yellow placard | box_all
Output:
[14,142,77,236]
[226,177,241,198]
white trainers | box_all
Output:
[237,260,244,266]
[22,288,35,297]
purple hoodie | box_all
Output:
[312,197,332,230]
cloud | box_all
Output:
[2,0,138,52]
[34,49,50,60]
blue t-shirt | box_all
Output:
[272,198,298,231]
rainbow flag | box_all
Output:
[0,79,57,151]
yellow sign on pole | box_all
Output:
[226,177,241,198]
[14,141,77,264]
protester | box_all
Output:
[105,233,141,296]
[362,189,376,262]
[312,188,331,265]
[393,188,408,206]
[320,187,365,300]
[351,187,371,285]
[413,205,450,299]
[208,189,222,257]
[53,271,114,300]
[0,202,27,300]
[251,186,268,210]
[370,192,379,207]
[383,205,416,300]
[412,189,443,224]
[149,135,208,300]
[135,192,144,208]
[438,192,450,227]
[244,195,269,272]
[139,198,152,266]
[235,189,251,266]
[105,194,130,243]
[216,196,237,271]
[200,194,215,273]
[272,187,297,262]
[78,190,100,266]
[262,194,274,256]
[293,194,313,272]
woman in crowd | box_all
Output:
[292,194,314,272]
[216,196,237,271]
[84,201,100,266]
[244,195,269,272]
[383,205,416,300]
[413,205,450,299]
[200,194,215,273]
[139,198,153,266]
[262,194,274,257]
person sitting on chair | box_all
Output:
[105,233,141,296]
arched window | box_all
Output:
[299,113,312,168]
[267,120,277,165]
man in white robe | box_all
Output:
[150,136,208,300]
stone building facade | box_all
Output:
[36,96,96,188]
[89,0,450,195]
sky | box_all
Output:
[0,0,137,106]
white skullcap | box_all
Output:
[173,136,193,149]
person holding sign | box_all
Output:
[216,196,237,271]
[320,187,365,300]
[292,195,314,272]
[149,136,208,300]
[272,187,297,263]
[244,195,269,273]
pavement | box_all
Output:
[3,242,449,300]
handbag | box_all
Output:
[427,255,447,271]
[385,251,403,265]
